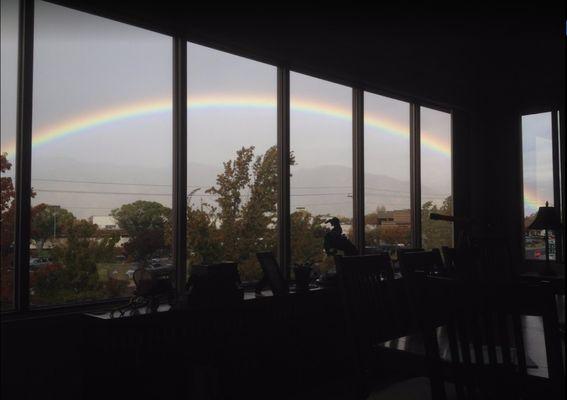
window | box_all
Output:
[364,93,411,253]
[521,112,561,261]
[0,0,19,310]
[2,0,463,313]
[186,43,277,282]
[290,72,352,272]
[30,1,172,306]
[420,106,453,250]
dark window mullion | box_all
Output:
[172,37,187,296]
[410,104,421,248]
[551,110,562,262]
[14,0,34,312]
[277,67,290,279]
[352,88,364,253]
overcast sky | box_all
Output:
[0,0,529,220]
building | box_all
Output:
[88,215,119,231]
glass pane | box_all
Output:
[420,107,452,250]
[1,0,19,311]
[31,1,172,306]
[522,112,555,260]
[364,93,411,255]
[290,72,352,273]
[187,43,277,282]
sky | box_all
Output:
[0,0,458,220]
[522,112,555,215]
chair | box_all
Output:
[398,250,444,277]
[419,277,565,400]
[391,247,423,274]
[338,253,396,281]
[256,252,289,296]
[441,246,456,272]
[336,254,434,399]
[396,247,424,259]
[186,262,242,307]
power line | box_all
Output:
[35,189,172,197]
[31,178,451,197]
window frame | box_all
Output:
[3,0,458,318]
[519,109,564,264]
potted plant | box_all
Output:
[293,261,313,292]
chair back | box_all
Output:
[441,246,456,271]
[256,252,289,296]
[419,277,564,400]
[398,250,444,277]
[394,247,424,264]
[187,262,242,307]
[336,254,416,372]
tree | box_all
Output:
[421,195,453,250]
[111,200,171,261]
[186,145,292,281]
[290,210,328,266]
[206,146,255,261]
[377,224,411,246]
[186,205,222,266]
[1,154,16,307]
[199,146,281,280]
[34,219,119,304]
[30,204,75,253]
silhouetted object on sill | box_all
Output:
[108,264,175,317]
[293,263,313,292]
[398,249,444,277]
[324,216,358,256]
[186,262,242,306]
[394,247,424,273]
[528,201,561,276]
[255,252,289,296]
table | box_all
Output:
[81,286,348,400]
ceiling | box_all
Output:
[50,1,565,111]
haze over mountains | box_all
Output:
[29,156,444,220]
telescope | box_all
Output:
[429,213,473,225]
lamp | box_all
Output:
[527,201,561,276]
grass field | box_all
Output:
[97,262,135,282]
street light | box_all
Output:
[51,206,60,240]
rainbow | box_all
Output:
[523,187,549,215]
[3,94,544,209]
[1,94,451,158]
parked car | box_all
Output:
[29,257,51,271]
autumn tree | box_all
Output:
[34,219,119,304]
[0,154,16,307]
[186,205,222,267]
[30,204,75,253]
[421,195,453,250]
[111,200,171,261]
[290,210,328,265]
[200,146,283,280]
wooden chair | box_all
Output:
[441,246,456,272]
[391,247,424,274]
[398,249,445,277]
[418,277,565,400]
[256,252,289,296]
[336,254,434,399]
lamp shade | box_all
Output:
[527,202,561,230]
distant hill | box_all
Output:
[30,156,445,219]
